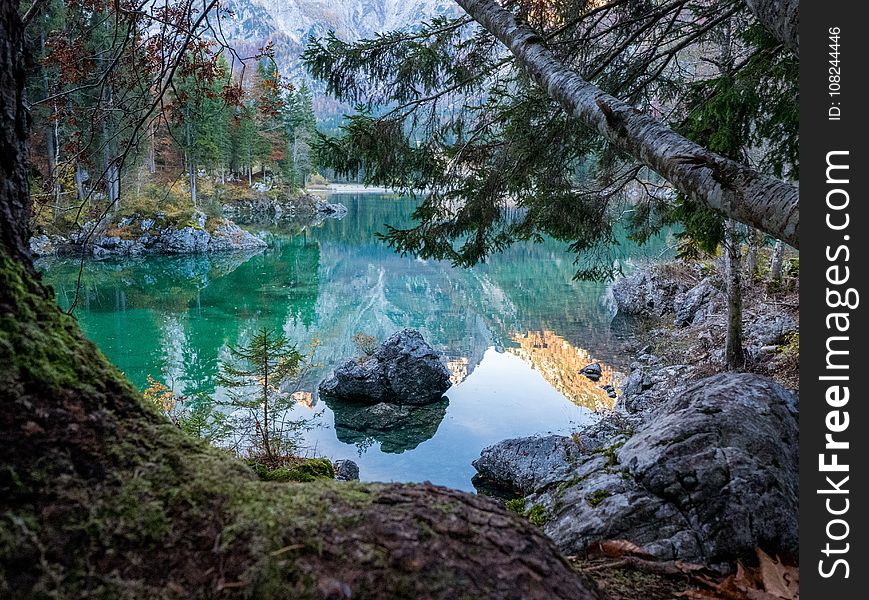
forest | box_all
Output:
[2,0,801,598]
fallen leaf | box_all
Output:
[586,539,656,559]
[756,548,799,599]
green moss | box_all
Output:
[251,458,335,482]
[587,489,612,508]
[505,498,527,514]
[505,498,547,526]
[526,504,548,527]
[596,440,625,467]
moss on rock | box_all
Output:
[0,250,598,598]
[250,459,336,482]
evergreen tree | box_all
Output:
[216,329,315,463]
[285,81,318,187]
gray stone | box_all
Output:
[598,384,616,398]
[618,354,695,415]
[161,227,211,253]
[319,329,451,405]
[208,221,268,252]
[579,363,602,381]
[472,435,576,495]
[472,373,798,563]
[29,234,57,257]
[673,277,725,326]
[333,459,360,481]
[746,314,797,348]
[611,268,690,317]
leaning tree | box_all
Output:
[305,0,798,280]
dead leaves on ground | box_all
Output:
[679,549,798,600]
[577,541,798,600]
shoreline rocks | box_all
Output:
[222,193,347,225]
[319,329,451,405]
[29,214,266,259]
[473,373,798,563]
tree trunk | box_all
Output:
[769,239,785,282]
[455,0,799,248]
[74,163,86,202]
[745,228,763,281]
[744,0,799,56]
[0,5,595,598]
[724,220,746,370]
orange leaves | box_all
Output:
[586,539,657,560]
[678,549,798,600]
[143,375,177,415]
[578,541,798,600]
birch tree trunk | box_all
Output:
[745,227,763,281]
[455,0,799,248]
[744,0,799,56]
[769,239,785,282]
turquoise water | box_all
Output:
[40,194,672,491]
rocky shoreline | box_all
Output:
[472,262,800,565]
[29,194,348,259]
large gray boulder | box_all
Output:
[473,435,575,495]
[319,329,451,405]
[619,353,695,415]
[473,373,798,563]
[611,268,690,317]
[673,277,725,326]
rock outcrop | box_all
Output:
[29,214,265,258]
[473,373,798,563]
[611,267,690,317]
[319,329,451,405]
[222,193,347,225]
[673,277,725,326]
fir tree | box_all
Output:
[216,329,316,464]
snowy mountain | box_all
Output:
[219,0,459,118]
[224,0,459,45]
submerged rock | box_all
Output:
[319,329,451,405]
[473,373,798,563]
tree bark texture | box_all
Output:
[0,4,598,598]
[744,0,799,56]
[724,220,746,370]
[769,239,785,282]
[455,0,800,248]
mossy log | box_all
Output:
[0,4,597,598]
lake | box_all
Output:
[40,194,672,491]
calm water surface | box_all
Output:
[40,194,672,490]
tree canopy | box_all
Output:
[303,0,799,278]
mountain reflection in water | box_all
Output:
[40,194,672,490]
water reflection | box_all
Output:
[39,194,672,490]
[327,397,450,454]
[509,330,620,412]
